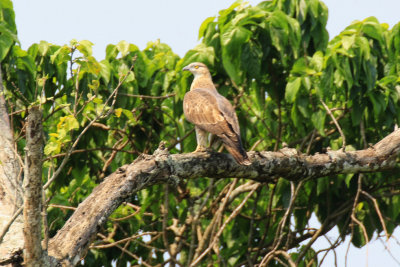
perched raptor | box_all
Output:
[182,62,251,165]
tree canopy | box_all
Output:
[1,0,400,266]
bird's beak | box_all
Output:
[182,65,190,71]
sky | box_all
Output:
[12,0,400,266]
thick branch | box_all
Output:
[23,107,45,266]
[48,129,400,266]
[0,64,24,265]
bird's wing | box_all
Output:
[183,89,237,139]
[215,94,240,136]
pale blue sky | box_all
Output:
[12,0,400,266]
[13,0,400,58]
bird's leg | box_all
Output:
[194,127,209,152]
[209,134,222,150]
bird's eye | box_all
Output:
[194,65,199,69]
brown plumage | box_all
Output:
[182,62,251,165]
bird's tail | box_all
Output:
[220,134,251,165]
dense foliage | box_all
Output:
[1,0,400,265]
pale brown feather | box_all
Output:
[183,88,250,165]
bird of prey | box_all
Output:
[182,62,251,165]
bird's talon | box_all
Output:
[194,146,207,153]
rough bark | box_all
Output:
[23,107,45,267]
[0,65,24,265]
[47,130,400,266]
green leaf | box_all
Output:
[116,40,129,57]
[0,19,18,61]
[311,110,326,135]
[58,115,79,132]
[99,60,111,84]
[368,92,386,118]
[218,0,243,26]
[291,57,307,75]
[198,16,216,40]
[351,98,364,125]
[38,40,50,56]
[180,43,215,70]
[361,17,384,45]
[77,40,93,57]
[220,25,251,84]
[50,45,71,65]
[310,51,324,72]
[105,44,118,60]
[44,141,60,156]
[13,46,36,75]
[342,35,355,50]
[285,77,301,103]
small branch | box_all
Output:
[91,231,158,249]
[44,146,137,161]
[190,186,258,266]
[0,206,23,243]
[346,175,364,267]
[97,233,153,267]
[274,101,282,151]
[44,58,137,189]
[360,119,368,149]
[261,181,304,266]
[119,93,176,99]
[361,190,389,241]
[73,64,81,117]
[320,99,346,150]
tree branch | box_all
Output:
[47,129,400,265]
[23,107,46,266]
[0,63,24,265]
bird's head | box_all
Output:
[182,62,210,78]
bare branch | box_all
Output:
[320,98,346,150]
[190,185,258,266]
[47,129,400,265]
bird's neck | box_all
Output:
[190,74,217,91]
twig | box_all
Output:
[193,179,238,259]
[274,101,282,151]
[361,190,389,241]
[263,250,296,267]
[168,128,195,151]
[350,215,369,266]
[48,204,77,211]
[91,231,158,249]
[320,98,346,150]
[306,129,316,154]
[44,146,137,161]
[360,119,368,149]
[262,181,304,266]
[73,64,81,116]
[190,185,258,266]
[42,189,49,251]
[162,185,180,266]
[119,93,176,99]
[96,233,153,267]
[345,174,366,267]
[246,187,261,266]
[43,58,137,189]
[377,238,400,265]
[187,179,215,265]
[0,206,23,243]
[317,234,340,267]
[293,217,331,266]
